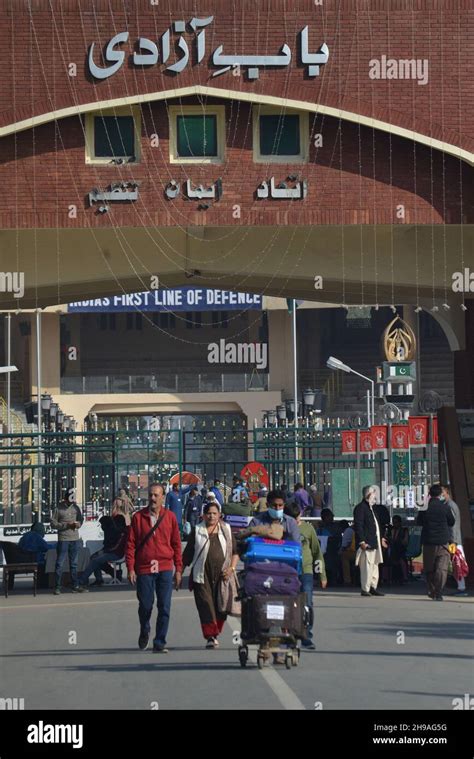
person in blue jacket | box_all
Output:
[209,480,224,507]
[185,488,203,530]
[165,483,184,526]
[18,521,54,565]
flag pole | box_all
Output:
[292,299,299,482]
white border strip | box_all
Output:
[1,85,472,166]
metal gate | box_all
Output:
[0,424,438,525]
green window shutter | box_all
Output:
[94,116,135,158]
[260,114,300,156]
[177,115,218,157]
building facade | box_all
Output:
[0,2,473,429]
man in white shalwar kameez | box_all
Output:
[354,486,387,596]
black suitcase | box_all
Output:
[241,592,308,641]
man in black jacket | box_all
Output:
[417,484,455,601]
[353,486,388,597]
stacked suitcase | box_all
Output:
[222,502,253,535]
[238,536,309,669]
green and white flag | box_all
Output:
[286,298,304,313]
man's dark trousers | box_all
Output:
[301,573,314,642]
[136,570,174,647]
[55,540,79,588]
[423,544,450,597]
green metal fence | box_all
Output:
[0,425,438,525]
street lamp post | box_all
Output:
[291,300,299,483]
[6,314,12,434]
[1,359,18,523]
[326,356,375,428]
[34,310,43,521]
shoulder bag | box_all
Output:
[217,523,241,617]
[135,511,166,557]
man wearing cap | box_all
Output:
[205,491,219,510]
[209,480,224,507]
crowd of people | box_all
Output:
[17,477,468,653]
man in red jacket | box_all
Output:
[126,483,183,652]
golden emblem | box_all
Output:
[382,317,416,361]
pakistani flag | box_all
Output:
[286,299,305,313]
[389,365,409,377]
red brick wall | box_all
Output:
[0,1,472,229]
[1,0,472,149]
[0,98,471,229]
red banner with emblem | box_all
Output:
[409,416,429,447]
[359,430,373,454]
[371,425,388,453]
[341,431,357,454]
[240,462,269,503]
[432,417,438,446]
[391,425,410,450]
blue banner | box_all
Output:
[68,288,262,313]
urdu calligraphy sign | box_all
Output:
[87,20,329,81]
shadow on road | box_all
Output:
[51,662,246,672]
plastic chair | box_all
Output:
[109,557,126,585]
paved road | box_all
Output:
[1,581,472,711]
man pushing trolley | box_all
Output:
[236,490,311,669]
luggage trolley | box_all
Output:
[236,537,310,670]
[237,590,310,669]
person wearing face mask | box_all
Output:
[248,489,300,543]
[353,485,388,597]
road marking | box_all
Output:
[1,595,194,611]
[227,618,306,710]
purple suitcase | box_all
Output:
[243,561,301,597]
[224,515,252,530]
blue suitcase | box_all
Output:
[244,537,302,573]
